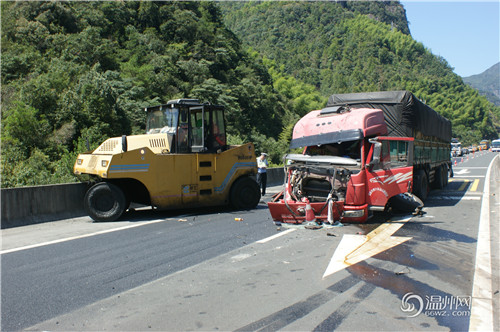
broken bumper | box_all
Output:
[267,200,368,224]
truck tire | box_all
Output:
[413,170,428,201]
[389,193,423,213]
[84,182,127,222]
[442,165,449,188]
[432,165,444,189]
[230,177,261,210]
[438,164,449,188]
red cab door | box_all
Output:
[366,137,414,207]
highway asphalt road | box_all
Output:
[1,151,498,331]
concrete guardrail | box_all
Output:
[1,168,284,229]
[1,183,88,229]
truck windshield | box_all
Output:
[146,107,179,134]
[305,140,361,161]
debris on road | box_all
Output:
[235,217,243,221]
[395,267,411,275]
[305,224,322,230]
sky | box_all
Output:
[401,1,499,77]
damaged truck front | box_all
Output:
[268,91,452,224]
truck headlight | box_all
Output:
[76,159,83,165]
[101,160,108,167]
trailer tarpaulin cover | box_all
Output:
[327,91,452,142]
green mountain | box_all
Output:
[1,1,294,187]
[220,1,499,141]
[1,1,499,188]
[463,62,500,106]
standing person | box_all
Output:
[257,152,268,196]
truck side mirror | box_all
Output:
[367,139,382,168]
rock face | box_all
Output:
[463,62,500,106]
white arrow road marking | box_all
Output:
[454,168,470,175]
[323,216,412,278]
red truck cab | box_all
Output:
[268,106,414,224]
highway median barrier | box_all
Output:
[1,168,284,229]
[1,183,88,229]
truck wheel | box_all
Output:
[442,165,449,188]
[413,170,428,201]
[438,165,449,189]
[230,177,261,210]
[84,182,126,222]
[432,165,444,189]
[389,193,423,213]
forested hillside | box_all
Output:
[221,1,500,141]
[2,1,316,187]
[1,1,499,188]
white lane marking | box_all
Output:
[469,154,497,331]
[231,253,252,262]
[428,196,481,201]
[2,218,296,255]
[453,167,488,169]
[0,219,167,255]
[323,216,412,279]
[257,229,295,244]
[452,175,485,178]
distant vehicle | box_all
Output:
[471,145,478,152]
[491,139,500,152]
[451,142,462,157]
[480,139,489,150]
[461,147,469,155]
